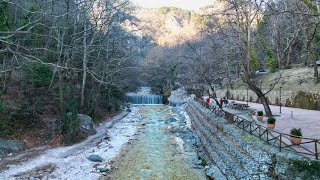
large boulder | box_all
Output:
[67,113,97,136]
[77,114,97,136]
[0,139,26,157]
[168,88,189,106]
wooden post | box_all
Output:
[315,140,318,160]
[279,134,282,152]
[243,121,245,131]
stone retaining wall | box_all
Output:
[186,100,319,179]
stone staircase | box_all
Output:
[187,101,273,179]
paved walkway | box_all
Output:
[228,100,320,139]
[205,96,320,139]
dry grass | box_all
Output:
[230,67,319,93]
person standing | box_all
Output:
[205,97,210,108]
[206,97,210,104]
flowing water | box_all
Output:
[109,105,207,180]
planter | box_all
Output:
[267,123,275,129]
[257,116,263,121]
[290,137,302,145]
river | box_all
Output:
[108,105,207,179]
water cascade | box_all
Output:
[126,87,163,105]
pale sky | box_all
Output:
[131,0,214,10]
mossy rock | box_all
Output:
[275,97,280,106]
[278,158,320,179]
[256,97,260,103]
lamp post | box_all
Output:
[227,85,229,99]
[247,87,249,106]
[280,87,282,114]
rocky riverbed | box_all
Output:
[105,105,207,179]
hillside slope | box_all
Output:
[217,67,320,110]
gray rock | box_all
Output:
[196,159,203,166]
[88,155,104,162]
[192,165,203,169]
[165,118,177,124]
[0,139,26,157]
[97,167,109,172]
[206,166,227,180]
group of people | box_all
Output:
[219,97,228,106]
[204,96,229,107]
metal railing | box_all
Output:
[194,98,320,160]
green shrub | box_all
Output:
[0,119,14,137]
[0,101,6,113]
[60,86,83,145]
[290,128,302,137]
[267,117,276,124]
[30,64,52,87]
[10,102,37,129]
[257,111,263,116]
[198,156,207,167]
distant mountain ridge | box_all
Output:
[132,6,210,46]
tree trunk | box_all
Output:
[258,93,272,117]
[246,4,252,73]
[285,44,292,68]
[80,22,88,113]
[248,81,273,117]
[311,52,319,78]
[58,70,64,115]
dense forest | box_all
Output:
[1,0,320,146]
[0,0,147,145]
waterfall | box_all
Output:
[126,87,163,104]
[126,95,163,104]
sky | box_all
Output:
[131,0,214,10]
